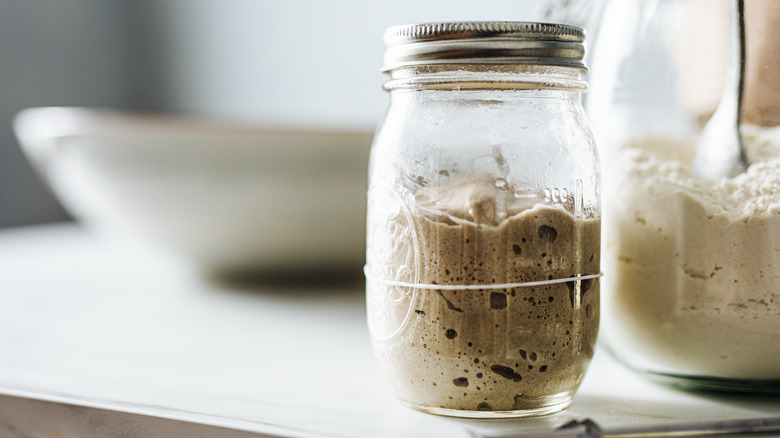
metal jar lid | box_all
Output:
[382,21,586,71]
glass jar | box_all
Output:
[587,0,780,391]
[365,22,602,418]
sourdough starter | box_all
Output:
[603,125,780,379]
[366,176,600,412]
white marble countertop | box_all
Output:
[0,224,778,438]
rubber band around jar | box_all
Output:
[363,266,603,291]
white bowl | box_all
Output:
[14,107,374,276]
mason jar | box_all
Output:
[364,21,602,418]
[587,0,780,392]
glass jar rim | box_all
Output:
[382,64,588,91]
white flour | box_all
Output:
[602,125,780,379]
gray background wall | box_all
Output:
[0,0,545,228]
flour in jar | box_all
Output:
[366,175,600,412]
[603,124,780,379]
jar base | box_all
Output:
[641,371,780,394]
[400,395,573,419]
[605,346,780,394]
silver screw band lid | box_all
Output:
[382,21,586,71]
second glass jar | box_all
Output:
[365,22,602,418]
[587,0,780,392]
